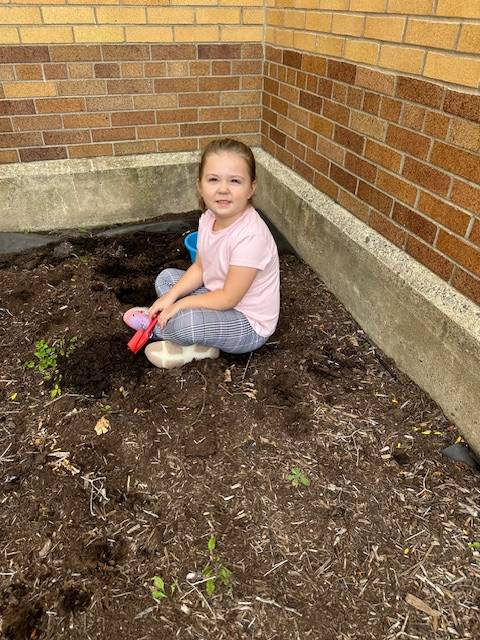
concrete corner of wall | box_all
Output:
[254,148,480,457]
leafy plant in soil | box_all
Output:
[202,535,232,597]
[24,336,77,398]
[287,466,310,488]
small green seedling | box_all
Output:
[288,467,310,488]
[468,541,480,551]
[24,337,77,399]
[151,576,167,600]
[202,534,232,597]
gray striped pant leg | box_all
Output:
[155,268,209,297]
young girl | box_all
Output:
[123,138,280,369]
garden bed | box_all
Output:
[0,222,479,640]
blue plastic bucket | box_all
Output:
[184,231,198,262]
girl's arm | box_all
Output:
[157,265,257,328]
[148,258,204,317]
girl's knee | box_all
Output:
[155,268,184,295]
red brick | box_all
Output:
[297,125,316,149]
[286,68,296,85]
[289,104,309,127]
[180,122,219,137]
[12,114,61,131]
[431,141,479,184]
[144,62,167,77]
[327,60,356,84]
[302,53,327,76]
[241,43,262,59]
[392,202,436,243]
[137,124,178,139]
[232,60,262,74]
[283,49,302,69]
[0,99,35,116]
[154,78,196,93]
[102,45,150,61]
[0,149,18,164]
[212,61,231,75]
[15,64,43,81]
[323,99,350,126]
[43,130,90,145]
[358,180,393,215]
[334,125,364,155]
[308,113,332,139]
[44,63,67,80]
[396,76,444,109]
[1,46,49,64]
[356,67,395,96]
[92,127,135,142]
[179,93,219,107]
[443,90,480,124]
[451,179,480,216]
[293,157,314,182]
[470,219,480,246]
[376,170,417,206]
[418,191,471,235]
[401,104,425,131]
[306,74,318,95]
[313,172,338,199]
[0,117,12,133]
[270,95,288,116]
[112,110,155,126]
[241,105,260,119]
[156,108,197,124]
[337,189,370,223]
[318,78,333,99]
[362,91,381,116]
[36,97,84,114]
[451,268,480,305]
[424,111,450,139]
[299,91,322,114]
[345,152,377,183]
[69,143,112,158]
[380,96,402,122]
[330,163,357,194]
[0,132,42,148]
[306,148,329,175]
[317,137,344,163]
[286,135,306,160]
[370,211,405,247]
[189,61,210,76]
[159,137,199,152]
[114,140,157,156]
[57,80,105,96]
[365,139,402,172]
[151,44,196,60]
[437,230,480,277]
[19,146,66,162]
[198,44,241,60]
[222,120,258,134]
[199,76,239,92]
[270,126,286,147]
[332,82,347,103]
[266,46,281,64]
[263,107,277,127]
[107,79,152,95]
[406,236,453,280]
[63,113,109,128]
[279,84,299,104]
[243,76,263,91]
[386,124,431,159]
[402,158,451,198]
[50,46,100,62]
[296,71,307,90]
[95,63,120,79]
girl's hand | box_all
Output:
[148,293,176,318]
[157,302,181,329]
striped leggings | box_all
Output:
[152,268,268,354]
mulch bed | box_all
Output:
[0,221,479,640]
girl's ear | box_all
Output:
[250,180,257,199]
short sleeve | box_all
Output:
[229,233,271,270]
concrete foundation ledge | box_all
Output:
[2,148,479,455]
[253,148,480,457]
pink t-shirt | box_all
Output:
[197,206,280,337]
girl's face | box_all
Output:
[198,151,256,229]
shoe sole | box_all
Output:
[144,340,219,369]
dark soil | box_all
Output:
[0,221,479,640]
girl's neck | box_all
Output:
[212,206,249,231]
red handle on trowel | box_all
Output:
[127,315,158,354]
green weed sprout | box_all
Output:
[202,534,232,597]
[24,337,77,399]
[468,541,480,551]
[288,467,310,488]
[151,576,167,600]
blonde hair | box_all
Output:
[198,138,256,211]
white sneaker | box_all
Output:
[144,341,219,369]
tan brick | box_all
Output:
[74,27,124,43]
[97,7,146,24]
[92,127,135,142]
[166,61,189,77]
[451,268,480,306]
[418,191,471,235]
[316,34,344,56]
[222,90,260,106]
[0,66,15,81]
[69,62,94,79]
[145,62,167,77]
[344,40,379,65]
[431,141,479,184]
[122,62,143,78]
[42,7,94,24]
[401,104,425,131]
[221,26,262,41]
[243,9,263,24]
[451,179,480,216]
[283,11,306,30]
[364,16,405,42]
[0,150,18,164]
[377,170,418,206]
[219,0,263,5]
[356,67,395,95]
[64,113,110,128]
[350,0,385,10]
[57,80,106,96]
[69,143,112,159]
[365,139,402,172]
[436,0,480,18]
[44,63,68,80]
[317,0,348,8]
[437,230,480,277]
[157,138,198,152]
[15,64,43,81]
[175,26,219,42]
[350,111,386,141]
[424,52,480,88]
[406,236,453,281]
[388,0,434,14]
[114,140,157,156]
[424,111,450,140]
[274,29,294,49]
[332,13,364,37]
[21,27,73,44]
[457,24,480,54]
[86,95,133,111]
[0,7,41,23]
[470,220,480,247]
[379,44,425,74]
[0,28,20,45]
[147,7,194,23]
[3,81,56,99]
[337,189,370,223]
[369,210,405,247]
[197,8,240,23]
[111,110,155,126]
[293,32,317,53]
[402,157,450,198]
[305,12,332,32]
[108,78,152,94]
[125,27,173,42]
[448,119,480,153]
[405,19,460,49]
[12,114,61,131]
[156,108,197,123]
[36,97,84,113]
[137,123,178,138]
